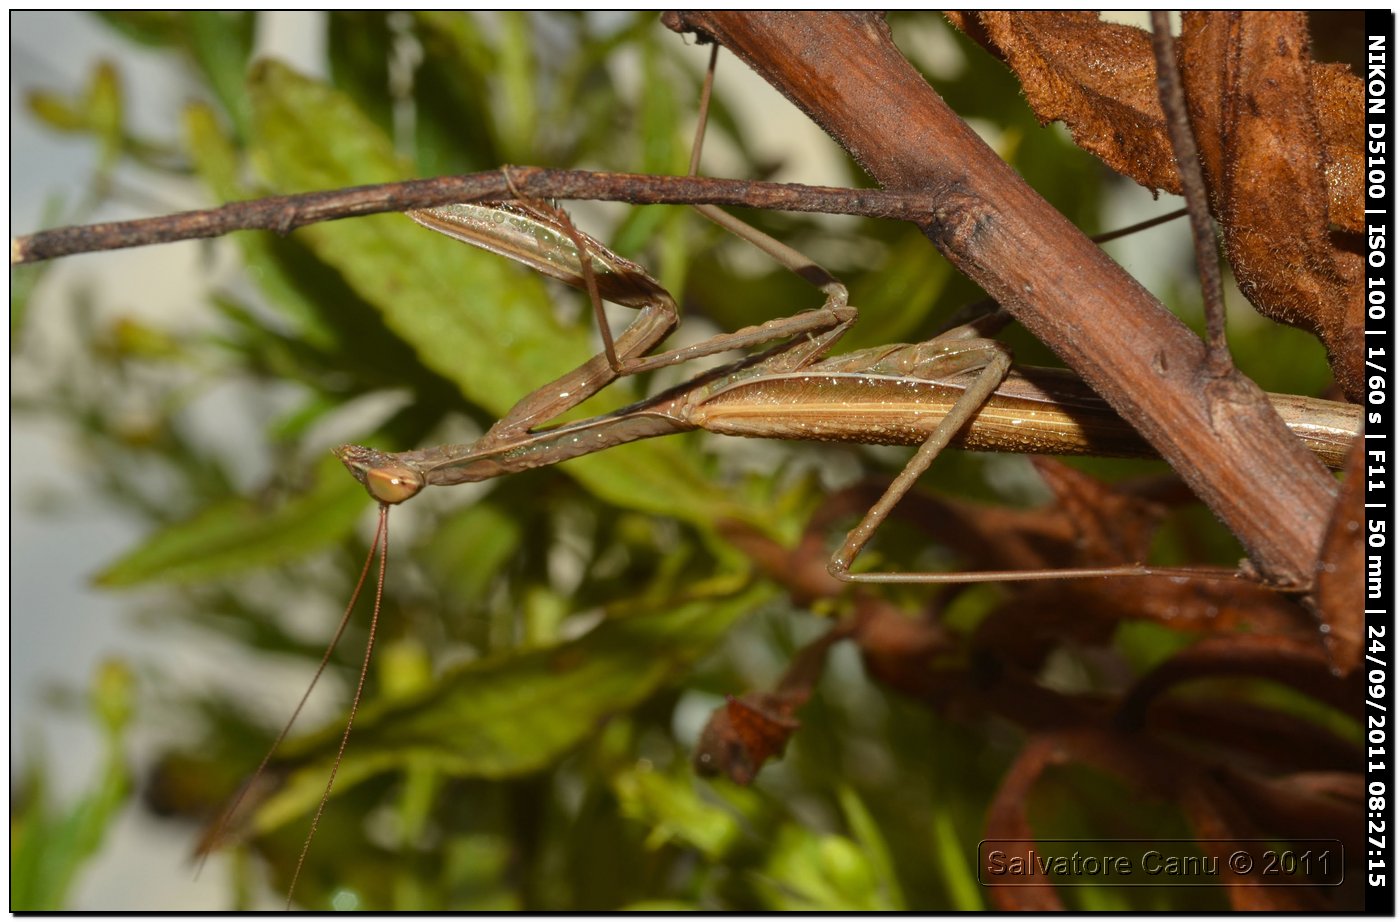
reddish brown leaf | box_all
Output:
[983,735,1068,911]
[1181,11,1364,400]
[1211,765,1363,853]
[1119,634,1358,728]
[945,13,1179,192]
[849,601,953,699]
[692,620,854,785]
[974,577,1314,675]
[945,12,1362,229]
[1312,61,1366,232]
[1315,437,1365,673]
[693,693,801,785]
[1179,774,1328,910]
[853,459,1166,579]
[1030,458,1164,566]
[718,516,844,607]
[948,12,1364,399]
[1152,697,1362,774]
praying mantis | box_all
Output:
[14,13,1365,912]
[231,190,1358,905]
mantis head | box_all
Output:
[335,444,426,505]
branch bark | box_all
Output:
[663,11,1336,587]
[10,171,927,264]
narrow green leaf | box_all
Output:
[94,456,367,587]
[760,823,898,911]
[9,661,135,910]
[26,90,86,132]
[495,11,537,162]
[252,579,772,836]
[184,12,256,142]
[837,787,906,909]
[185,100,337,348]
[931,803,984,911]
[612,763,740,859]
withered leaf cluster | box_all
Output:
[704,447,1364,910]
[947,11,1363,401]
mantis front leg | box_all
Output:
[409,201,857,449]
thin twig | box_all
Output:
[689,44,720,176]
[10,170,926,265]
[1150,12,1231,374]
[1092,206,1187,244]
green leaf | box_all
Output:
[411,12,499,175]
[11,262,46,346]
[26,90,86,133]
[184,12,256,141]
[759,822,900,911]
[930,797,984,910]
[327,13,395,142]
[252,578,772,836]
[94,455,367,586]
[94,11,188,48]
[837,787,905,909]
[415,499,524,605]
[621,900,705,911]
[10,661,136,910]
[185,100,335,348]
[86,61,124,168]
[248,59,582,412]
[612,763,741,859]
[494,11,537,163]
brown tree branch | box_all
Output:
[663,11,1336,587]
[10,170,927,265]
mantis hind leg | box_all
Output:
[825,336,1255,586]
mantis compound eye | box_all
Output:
[364,463,426,505]
[334,445,426,505]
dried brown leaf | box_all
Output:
[1181,11,1364,400]
[1316,437,1365,672]
[1119,634,1357,728]
[857,459,1165,578]
[975,577,1315,676]
[1179,775,1328,910]
[1312,61,1366,231]
[946,12,1362,227]
[948,11,1365,399]
[1152,696,1362,774]
[693,620,853,785]
[983,735,1068,911]
[1030,458,1164,565]
[1211,765,1363,852]
[947,12,1178,191]
[693,693,801,785]
[849,601,953,698]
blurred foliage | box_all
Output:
[12,12,1341,911]
[11,661,136,910]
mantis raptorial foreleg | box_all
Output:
[407,198,856,449]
